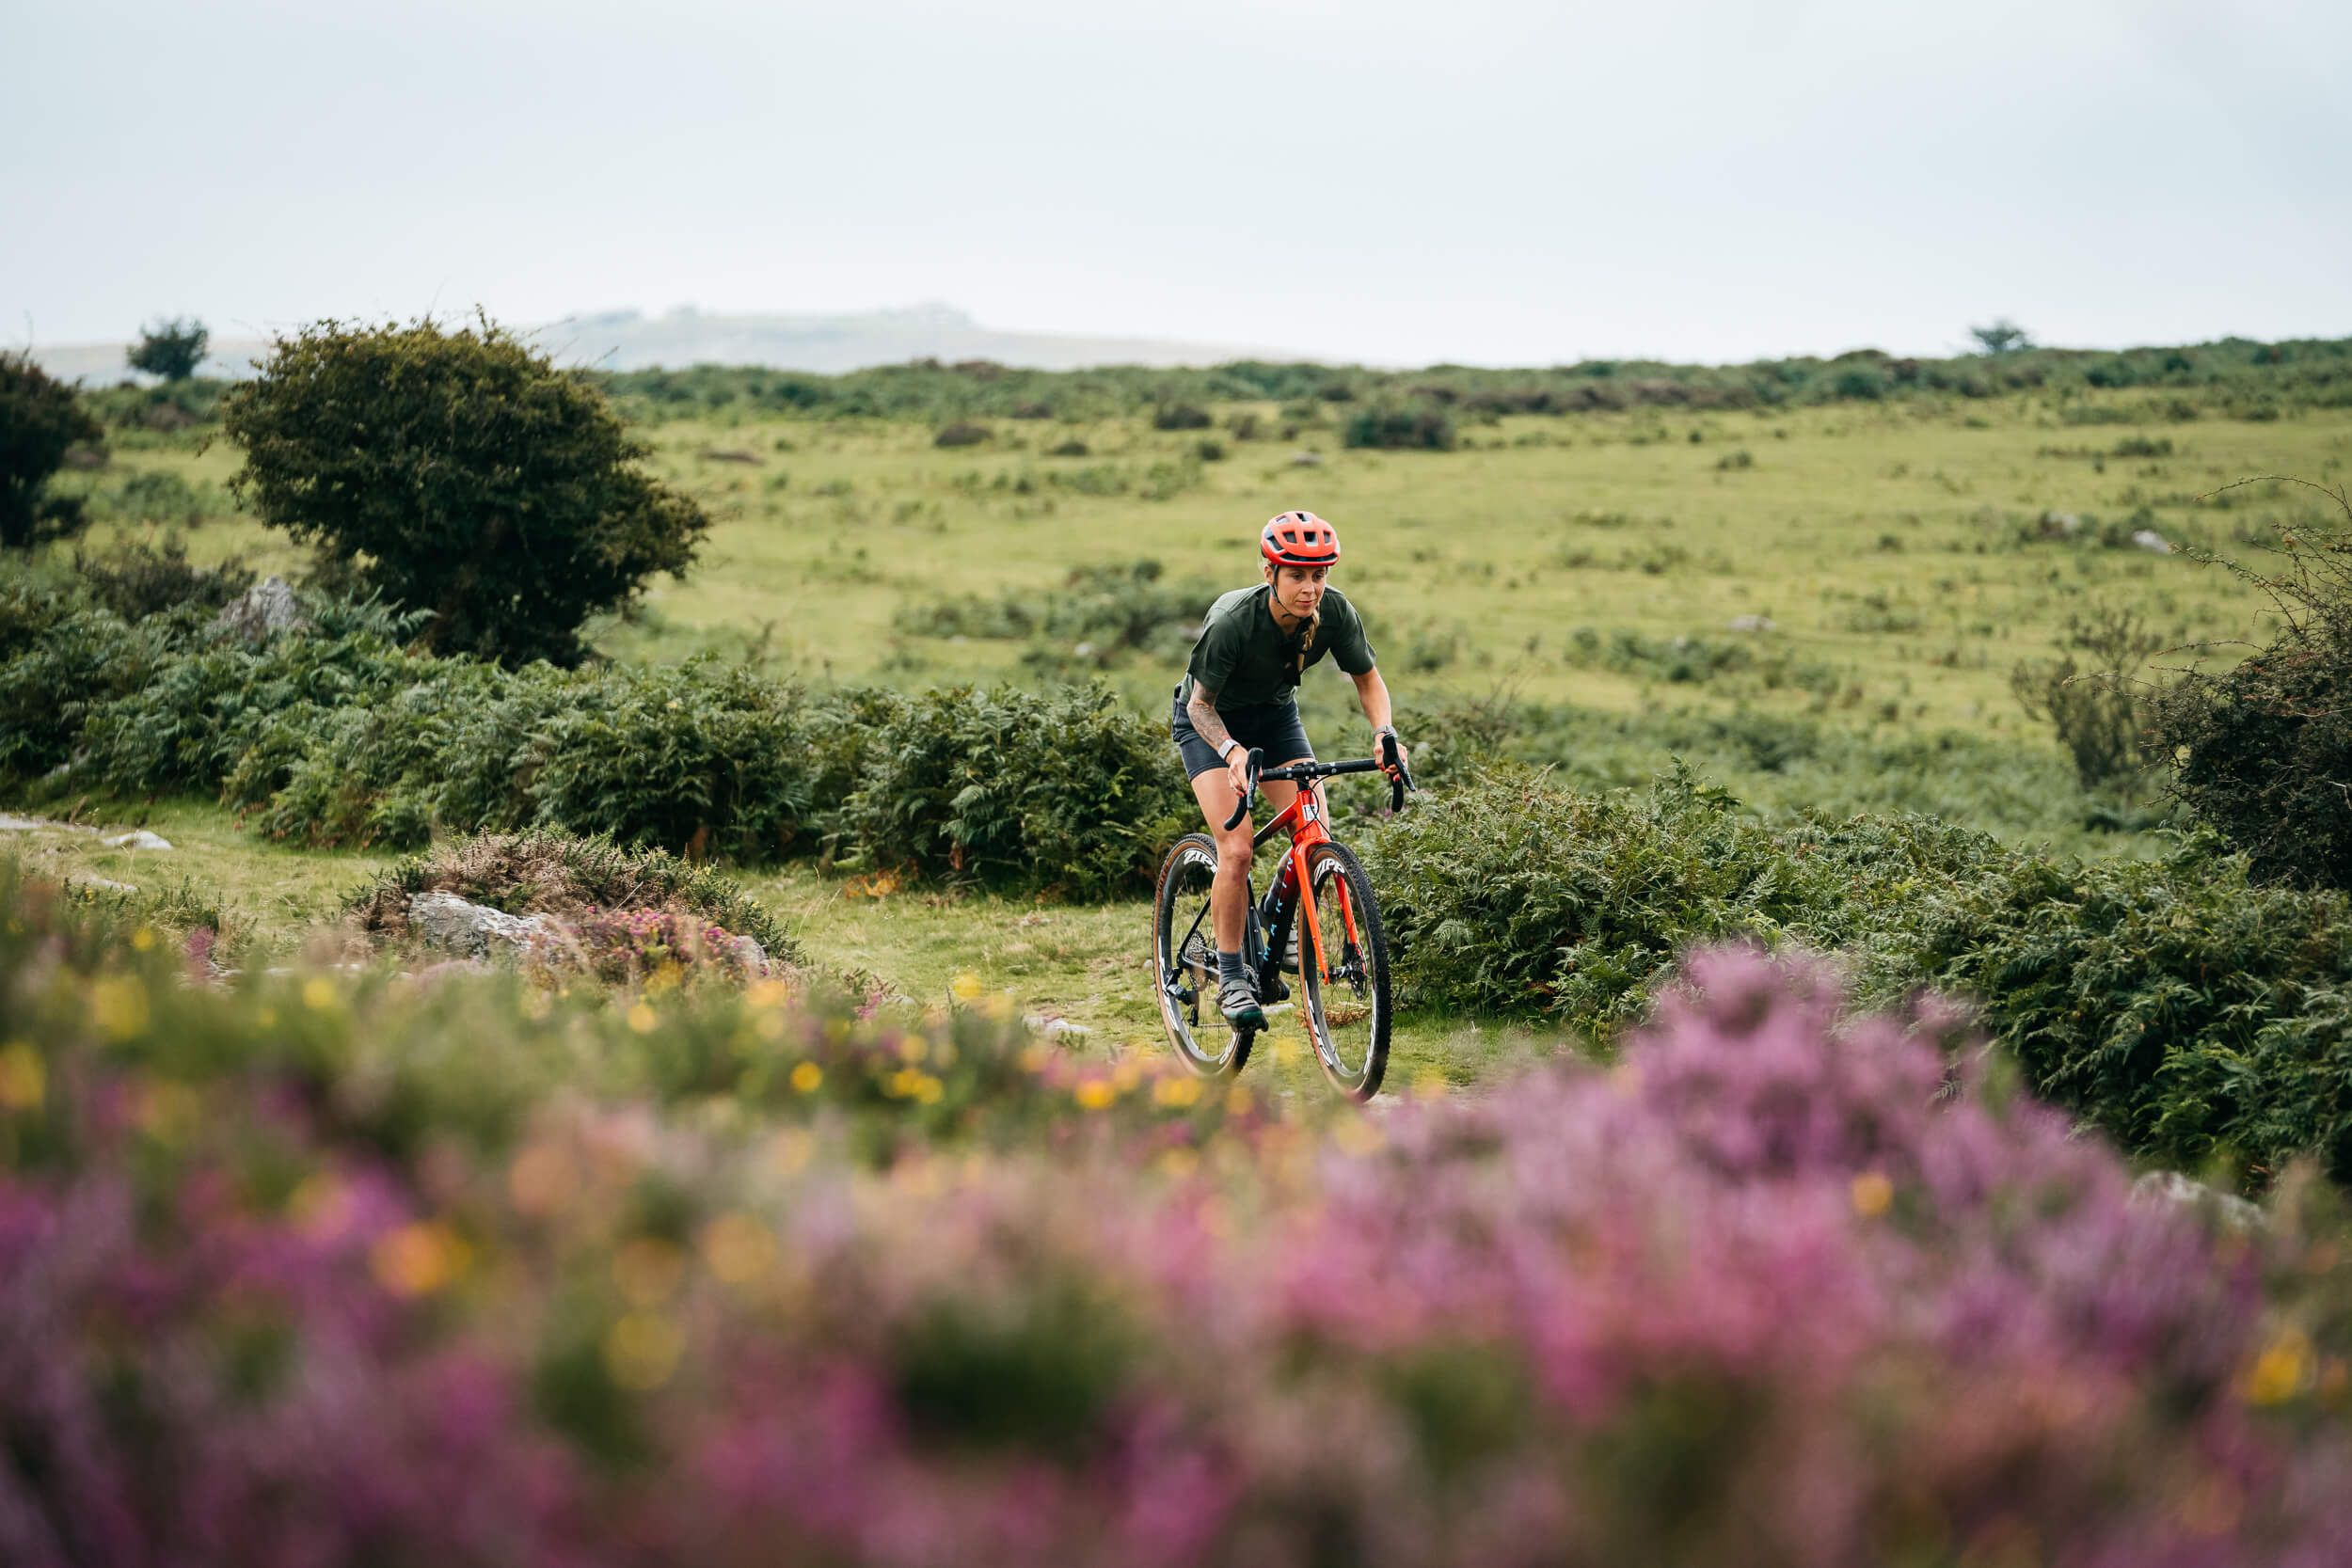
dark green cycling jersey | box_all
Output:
[1176,583,1377,710]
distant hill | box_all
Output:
[26,304,1296,385]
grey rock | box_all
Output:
[70,875,139,894]
[104,830,174,851]
[214,575,310,643]
[2039,511,2083,537]
[2132,529,2173,554]
[1290,451,1325,467]
[1728,614,1777,634]
[1023,1013,1091,1038]
[2131,1169,2263,1230]
[406,891,556,958]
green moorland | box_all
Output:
[21,351,2352,1101]
[17,341,2352,1562]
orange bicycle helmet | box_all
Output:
[1261,511,1341,567]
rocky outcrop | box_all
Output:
[405,892,557,959]
[213,576,310,643]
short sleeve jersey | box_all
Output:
[1178,584,1377,710]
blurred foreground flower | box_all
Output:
[1,861,2348,1568]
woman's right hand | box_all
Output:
[1224,747,1254,801]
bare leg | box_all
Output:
[1186,763,1319,957]
[1187,768,1255,954]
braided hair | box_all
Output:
[1290,604,1321,684]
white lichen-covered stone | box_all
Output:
[1727,614,1778,633]
[406,891,556,958]
[104,831,174,851]
[2131,1169,2264,1230]
[213,575,310,643]
[2132,529,2173,554]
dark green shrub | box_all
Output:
[0,589,177,779]
[2151,485,2352,887]
[73,535,254,622]
[1916,840,2352,1184]
[525,658,819,861]
[1365,764,2352,1186]
[76,610,425,796]
[1343,404,1456,451]
[106,469,220,528]
[127,317,210,381]
[933,420,991,449]
[220,316,709,667]
[430,661,586,835]
[0,352,103,550]
[2010,604,2164,791]
[1359,766,2005,1030]
[252,661,516,847]
[1151,404,1212,431]
[838,684,1190,896]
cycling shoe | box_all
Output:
[1218,976,1264,1028]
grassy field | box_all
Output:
[85,394,2349,726]
[32,388,2352,1094]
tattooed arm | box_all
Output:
[1187,686,1252,794]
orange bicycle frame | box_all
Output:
[1251,782,1362,988]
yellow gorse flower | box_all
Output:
[1850,1171,1895,1218]
[0,1042,43,1111]
[605,1312,686,1391]
[371,1221,469,1297]
[2247,1329,2313,1405]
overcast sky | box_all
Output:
[6,0,2347,366]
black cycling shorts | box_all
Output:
[1170,691,1314,781]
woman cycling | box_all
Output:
[1172,511,1408,1027]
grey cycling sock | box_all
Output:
[1216,949,1247,988]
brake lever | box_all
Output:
[1220,748,1264,832]
[1380,733,1415,812]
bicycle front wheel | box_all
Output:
[1152,832,1254,1077]
[1296,840,1391,1100]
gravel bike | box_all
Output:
[1151,735,1412,1100]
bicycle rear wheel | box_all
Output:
[1296,840,1390,1100]
[1152,832,1255,1076]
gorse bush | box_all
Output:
[220,315,710,668]
[1362,767,2352,1186]
[2153,483,2352,888]
[5,871,2349,1565]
